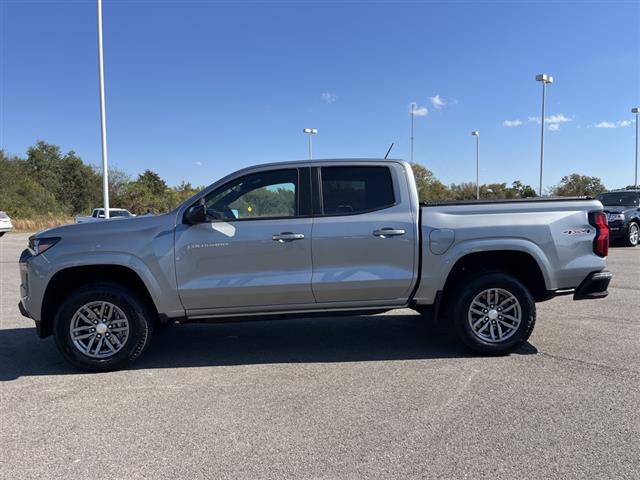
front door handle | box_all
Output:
[272,232,305,242]
[373,228,406,238]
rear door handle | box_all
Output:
[373,228,406,238]
[272,232,305,242]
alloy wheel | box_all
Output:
[69,301,130,358]
[467,288,522,343]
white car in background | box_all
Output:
[0,211,13,237]
[75,208,135,224]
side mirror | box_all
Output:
[184,204,207,224]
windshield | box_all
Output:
[597,192,639,207]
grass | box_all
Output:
[10,215,74,233]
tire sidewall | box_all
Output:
[453,273,535,355]
[627,222,639,247]
[54,284,152,371]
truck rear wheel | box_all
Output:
[53,283,154,371]
[452,272,536,355]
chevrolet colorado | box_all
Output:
[19,160,612,370]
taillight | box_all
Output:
[589,211,609,257]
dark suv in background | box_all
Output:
[596,189,640,247]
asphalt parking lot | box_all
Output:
[1,232,638,480]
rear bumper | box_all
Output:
[608,224,626,237]
[573,271,613,300]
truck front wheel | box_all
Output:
[625,221,639,247]
[452,272,536,355]
[53,283,154,371]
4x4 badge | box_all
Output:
[563,228,592,236]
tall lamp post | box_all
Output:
[410,103,415,163]
[303,128,317,160]
[97,0,110,218]
[633,107,640,189]
[471,131,480,200]
[535,73,553,196]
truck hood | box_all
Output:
[602,206,632,214]
[33,212,177,239]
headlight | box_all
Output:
[28,237,61,256]
[607,213,625,222]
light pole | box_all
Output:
[410,103,415,163]
[633,107,640,189]
[536,73,553,196]
[97,0,110,218]
[471,131,480,200]
[303,128,317,160]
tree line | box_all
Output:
[410,163,610,202]
[0,141,202,218]
[0,140,620,219]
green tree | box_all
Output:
[511,180,537,198]
[448,182,478,200]
[22,141,102,214]
[410,163,450,202]
[174,181,202,203]
[0,150,62,217]
[551,174,607,197]
[123,170,179,214]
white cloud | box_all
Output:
[594,119,633,129]
[503,119,523,127]
[528,113,572,130]
[409,102,428,116]
[429,95,446,109]
[195,161,203,166]
[321,92,338,103]
[545,114,571,124]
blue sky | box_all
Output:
[1,0,639,191]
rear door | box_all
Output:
[175,167,315,314]
[311,163,417,304]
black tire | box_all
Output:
[53,283,154,371]
[0,232,5,238]
[451,272,536,355]
[623,221,639,247]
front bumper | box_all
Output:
[573,271,613,300]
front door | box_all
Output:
[175,168,315,314]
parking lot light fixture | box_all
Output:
[471,131,480,200]
[303,128,318,160]
[536,74,553,196]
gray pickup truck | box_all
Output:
[19,159,612,371]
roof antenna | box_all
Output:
[384,142,394,159]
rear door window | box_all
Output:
[320,166,395,215]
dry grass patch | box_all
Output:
[11,216,74,233]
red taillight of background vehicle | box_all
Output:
[589,211,609,257]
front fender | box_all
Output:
[25,249,183,322]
